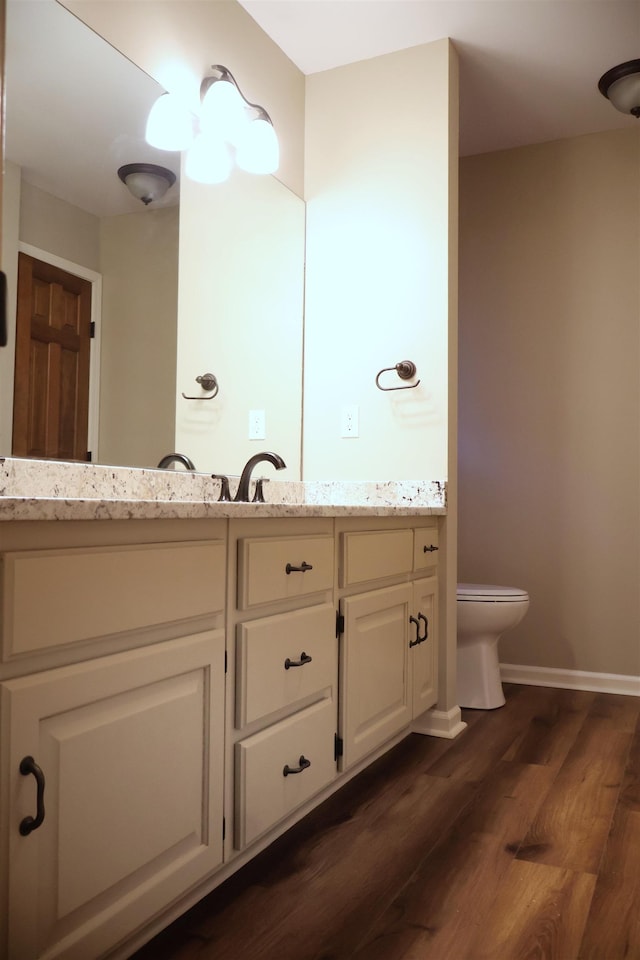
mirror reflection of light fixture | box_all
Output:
[144,64,279,184]
[145,93,196,150]
[598,59,640,117]
[117,163,177,205]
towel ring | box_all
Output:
[182,372,219,400]
[375,361,420,391]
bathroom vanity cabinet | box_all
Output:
[0,513,441,960]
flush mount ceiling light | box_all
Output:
[598,59,640,117]
[144,64,279,184]
[117,163,177,205]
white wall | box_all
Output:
[303,40,455,481]
[458,128,640,678]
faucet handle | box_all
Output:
[212,474,231,502]
[252,478,268,503]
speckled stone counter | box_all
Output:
[0,458,446,521]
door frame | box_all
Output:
[18,242,102,460]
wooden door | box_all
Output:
[12,253,92,460]
[1,631,225,960]
[411,576,438,717]
[340,583,412,770]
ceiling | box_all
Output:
[238,0,640,157]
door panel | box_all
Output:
[340,583,412,769]
[2,631,225,960]
[412,577,438,716]
[13,253,91,460]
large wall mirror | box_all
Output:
[2,0,305,478]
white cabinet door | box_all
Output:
[1,631,225,960]
[340,583,412,770]
[411,577,438,717]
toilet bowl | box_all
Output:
[457,583,529,709]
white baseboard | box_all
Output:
[500,662,640,698]
[412,705,467,739]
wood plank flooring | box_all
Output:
[130,684,640,960]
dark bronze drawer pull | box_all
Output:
[409,615,421,648]
[283,755,311,777]
[423,544,439,553]
[285,561,313,575]
[284,651,313,670]
[19,756,46,836]
[418,612,429,642]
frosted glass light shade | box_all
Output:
[607,74,640,115]
[598,60,640,117]
[146,93,195,151]
[235,118,279,175]
[185,134,233,184]
[200,79,246,144]
[117,164,176,205]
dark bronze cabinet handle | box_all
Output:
[409,615,421,648]
[418,613,429,642]
[284,651,313,670]
[283,755,311,777]
[19,756,46,836]
[423,544,439,553]
[285,561,313,575]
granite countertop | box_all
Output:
[0,458,447,522]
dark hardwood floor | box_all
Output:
[131,684,640,960]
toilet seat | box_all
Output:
[457,583,529,602]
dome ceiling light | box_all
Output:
[117,163,177,205]
[598,59,640,118]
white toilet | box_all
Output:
[456,583,530,709]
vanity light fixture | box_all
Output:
[199,66,279,176]
[598,59,640,117]
[144,64,279,184]
[117,163,176,205]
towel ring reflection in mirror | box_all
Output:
[375,361,420,391]
[182,372,219,400]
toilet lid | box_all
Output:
[457,583,529,602]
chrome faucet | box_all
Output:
[156,453,196,471]
[234,451,286,502]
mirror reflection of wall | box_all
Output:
[2,0,305,476]
[2,0,180,468]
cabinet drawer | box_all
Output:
[236,603,336,728]
[237,536,333,609]
[234,697,336,848]
[1,540,226,659]
[340,529,413,587]
[413,526,440,571]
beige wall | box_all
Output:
[175,170,304,477]
[61,0,305,198]
[99,206,179,467]
[20,180,100,271]
[303,40,455,482]
[458,128,640,678]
